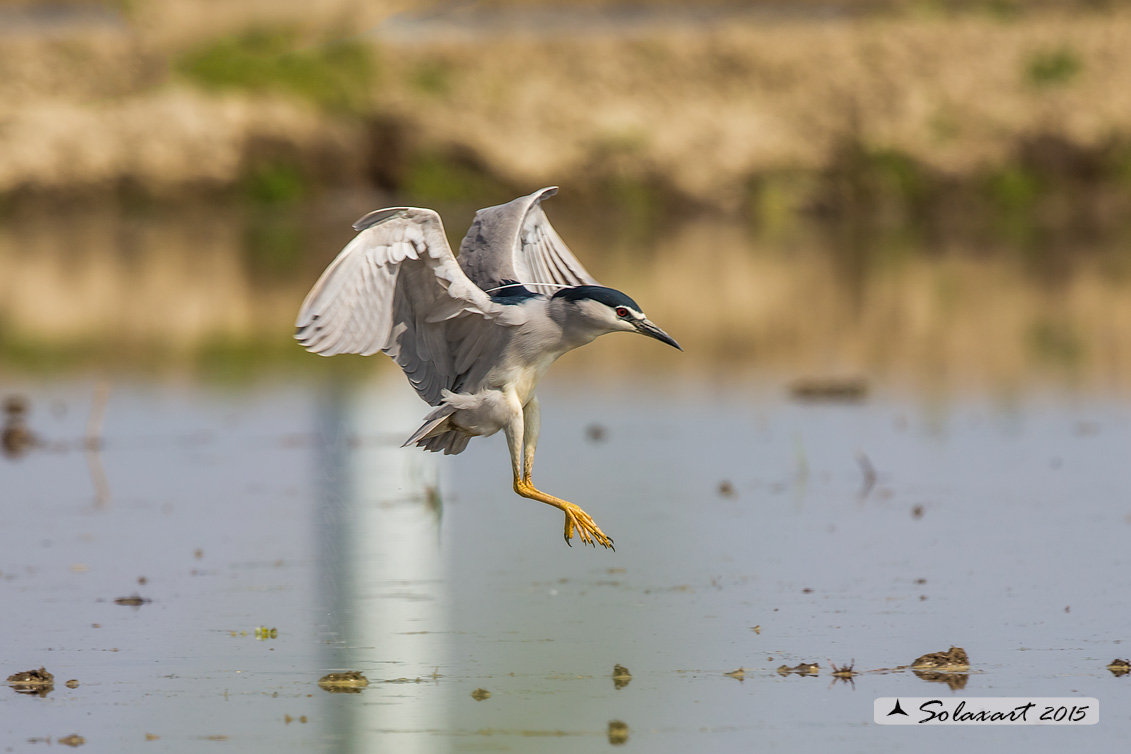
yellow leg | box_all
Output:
[513,473,614,550]
[506,395,613,550]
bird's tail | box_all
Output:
[403,404,471,455]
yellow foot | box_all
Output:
[514,479,615,550]
[561,501,615,550]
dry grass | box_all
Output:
[3,2,1131,209]
[368,9,1131,208]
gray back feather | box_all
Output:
[457,187,599,292]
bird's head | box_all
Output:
[551,286,681,350]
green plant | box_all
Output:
[242,160,306,205]
[402,151,509,203]
[408,60,453,97]
[1025,46,1083,88]
[175,27,375,112]
[984,165,1042,210]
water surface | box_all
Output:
[3,371,1128,752]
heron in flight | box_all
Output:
[295,187,681,549]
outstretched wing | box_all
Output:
[457,186,599,293]
[295,207,520,405]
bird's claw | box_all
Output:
[514,478,614,551]
[563,504,614,551]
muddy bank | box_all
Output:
[3,3,1131,220]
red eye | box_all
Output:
[615,307,629,318]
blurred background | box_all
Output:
[3,0,1131,390]
[5,3,1131,751]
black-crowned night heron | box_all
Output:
[295,187,680,549]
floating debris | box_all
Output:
[908,646,970,689]
[317,671,369,693]
[254,626,278,640]
[2,423,36,458]
[3,396,28,417]
[113,595,151,607]
[65,679,79,689]
[7,667,54,696]
[2,395,37,459]
[470,688,491,701]
[911,646,970,671]
[724,667,749,681]
[607,720,629,746]
[612,664,632,690]
[717,480,736,498]
[829,659,857,678]
[1107,658,1130,677]
[777,662,819,677]
[788,377,868,403]
[58,734,85,748]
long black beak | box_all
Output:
[635,318,682,351]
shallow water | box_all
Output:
[3,370,1129,752]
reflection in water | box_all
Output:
[3,199,1131,390]
[912,669,970,691]
[316,369,447,751]
[84,381,111,506]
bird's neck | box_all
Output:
[544,297,602,353]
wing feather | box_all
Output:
[457,186,600,292]
[295,208,516,405]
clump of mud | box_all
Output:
[612,664,632,689]
[2,395,37,459]
[608,720,629,746]
[777,662,820,677]
[317,671,369,693]
[7,667,54,696]
[910,646,970,690]
[470,688,491,701]
[911,646,970,670]
[1107,658,1130,677]
[788,377,868,403]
